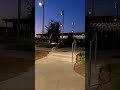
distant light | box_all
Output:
[114,18,117,21]
[39,2,43,7]
[61,11,62,15]
[72,31,73,33]
[82,34,84,36]
[60,24,63,27]
[61,10,64,16]
[88,11,92,16]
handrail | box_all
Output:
[88,31,98,87]
[72,39,76,63]
[91,32,97,42]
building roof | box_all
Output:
[86,16,120,23]
[2,18,33,23]
[86,16,120,31]
[36,32,85,36]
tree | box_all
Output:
[24,0,35,39]
[46,20,61,43]
[24,0,35,22]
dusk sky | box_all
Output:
[35,0,85,34]
[0,0,120,33]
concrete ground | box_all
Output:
[0,49,34,90]
[35,47,85,90]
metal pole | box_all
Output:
[62,10,64,41]
[72,43,74,63]
[92,0,94,23]
[88,0,94,87]
[17,0,21,40]
[115,1,118,21]
[115,1,118,42]
[116,1,118,43]
[74,40,76,53]
[72,22,74,37]
[88,41,92,87]
[95,32,97,67]
[42,0,44,42]
[72,22,76,53]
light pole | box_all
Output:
[115,1,119,41]
[71,30,74,63]
[72,30,74,36]
[115,1,118,21]
[88,0,94,87]
[17,0,21,40]
[72,22,74,37]
[72,21,75,45]
[39,0,45,42]
[92,0,94,23]
[61,10,64,42]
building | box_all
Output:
[1,18,34,39]
[36,32,85,42]
[86,16,120,49]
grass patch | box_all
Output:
[3,38,34,51]
[0,56,33,81]
[36,42,54,48]
[35,50,50,60]
[58,40,83,48]
[74,50,85,76]
[5,42,34,51]
[58,41,72,48]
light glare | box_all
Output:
[39,2,43,7]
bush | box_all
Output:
[2,38,34,51]
[100,64,120,90]
[5,41,34,51]
[58,40,84,48]
[77,51,85,64]
[58,41,72,48]
[37,42,54,48]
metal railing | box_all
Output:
[72,40,76,63]
[88,32,98,87]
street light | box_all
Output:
[39,2,43,6]
[115,1,119,41]
[17,0,21,40]
[88,0,94,87]
[39,0,44,42]
[115,1,118,21]
[61,10,64,42]
[72,22,74,39]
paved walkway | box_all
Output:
[0,69,34,90]
[35,48,85,90]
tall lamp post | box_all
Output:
[88,0,95,87]
[88,10,92,87]
[61,10,64,42]
[72,21,74,40]
[17,0,21,40]
[115,1,119,41]
[115,1,118,21]
[39,0,45,42]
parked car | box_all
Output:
[51,42,57,45]
[50,42,59,45]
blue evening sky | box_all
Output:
[35,0,85,34]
